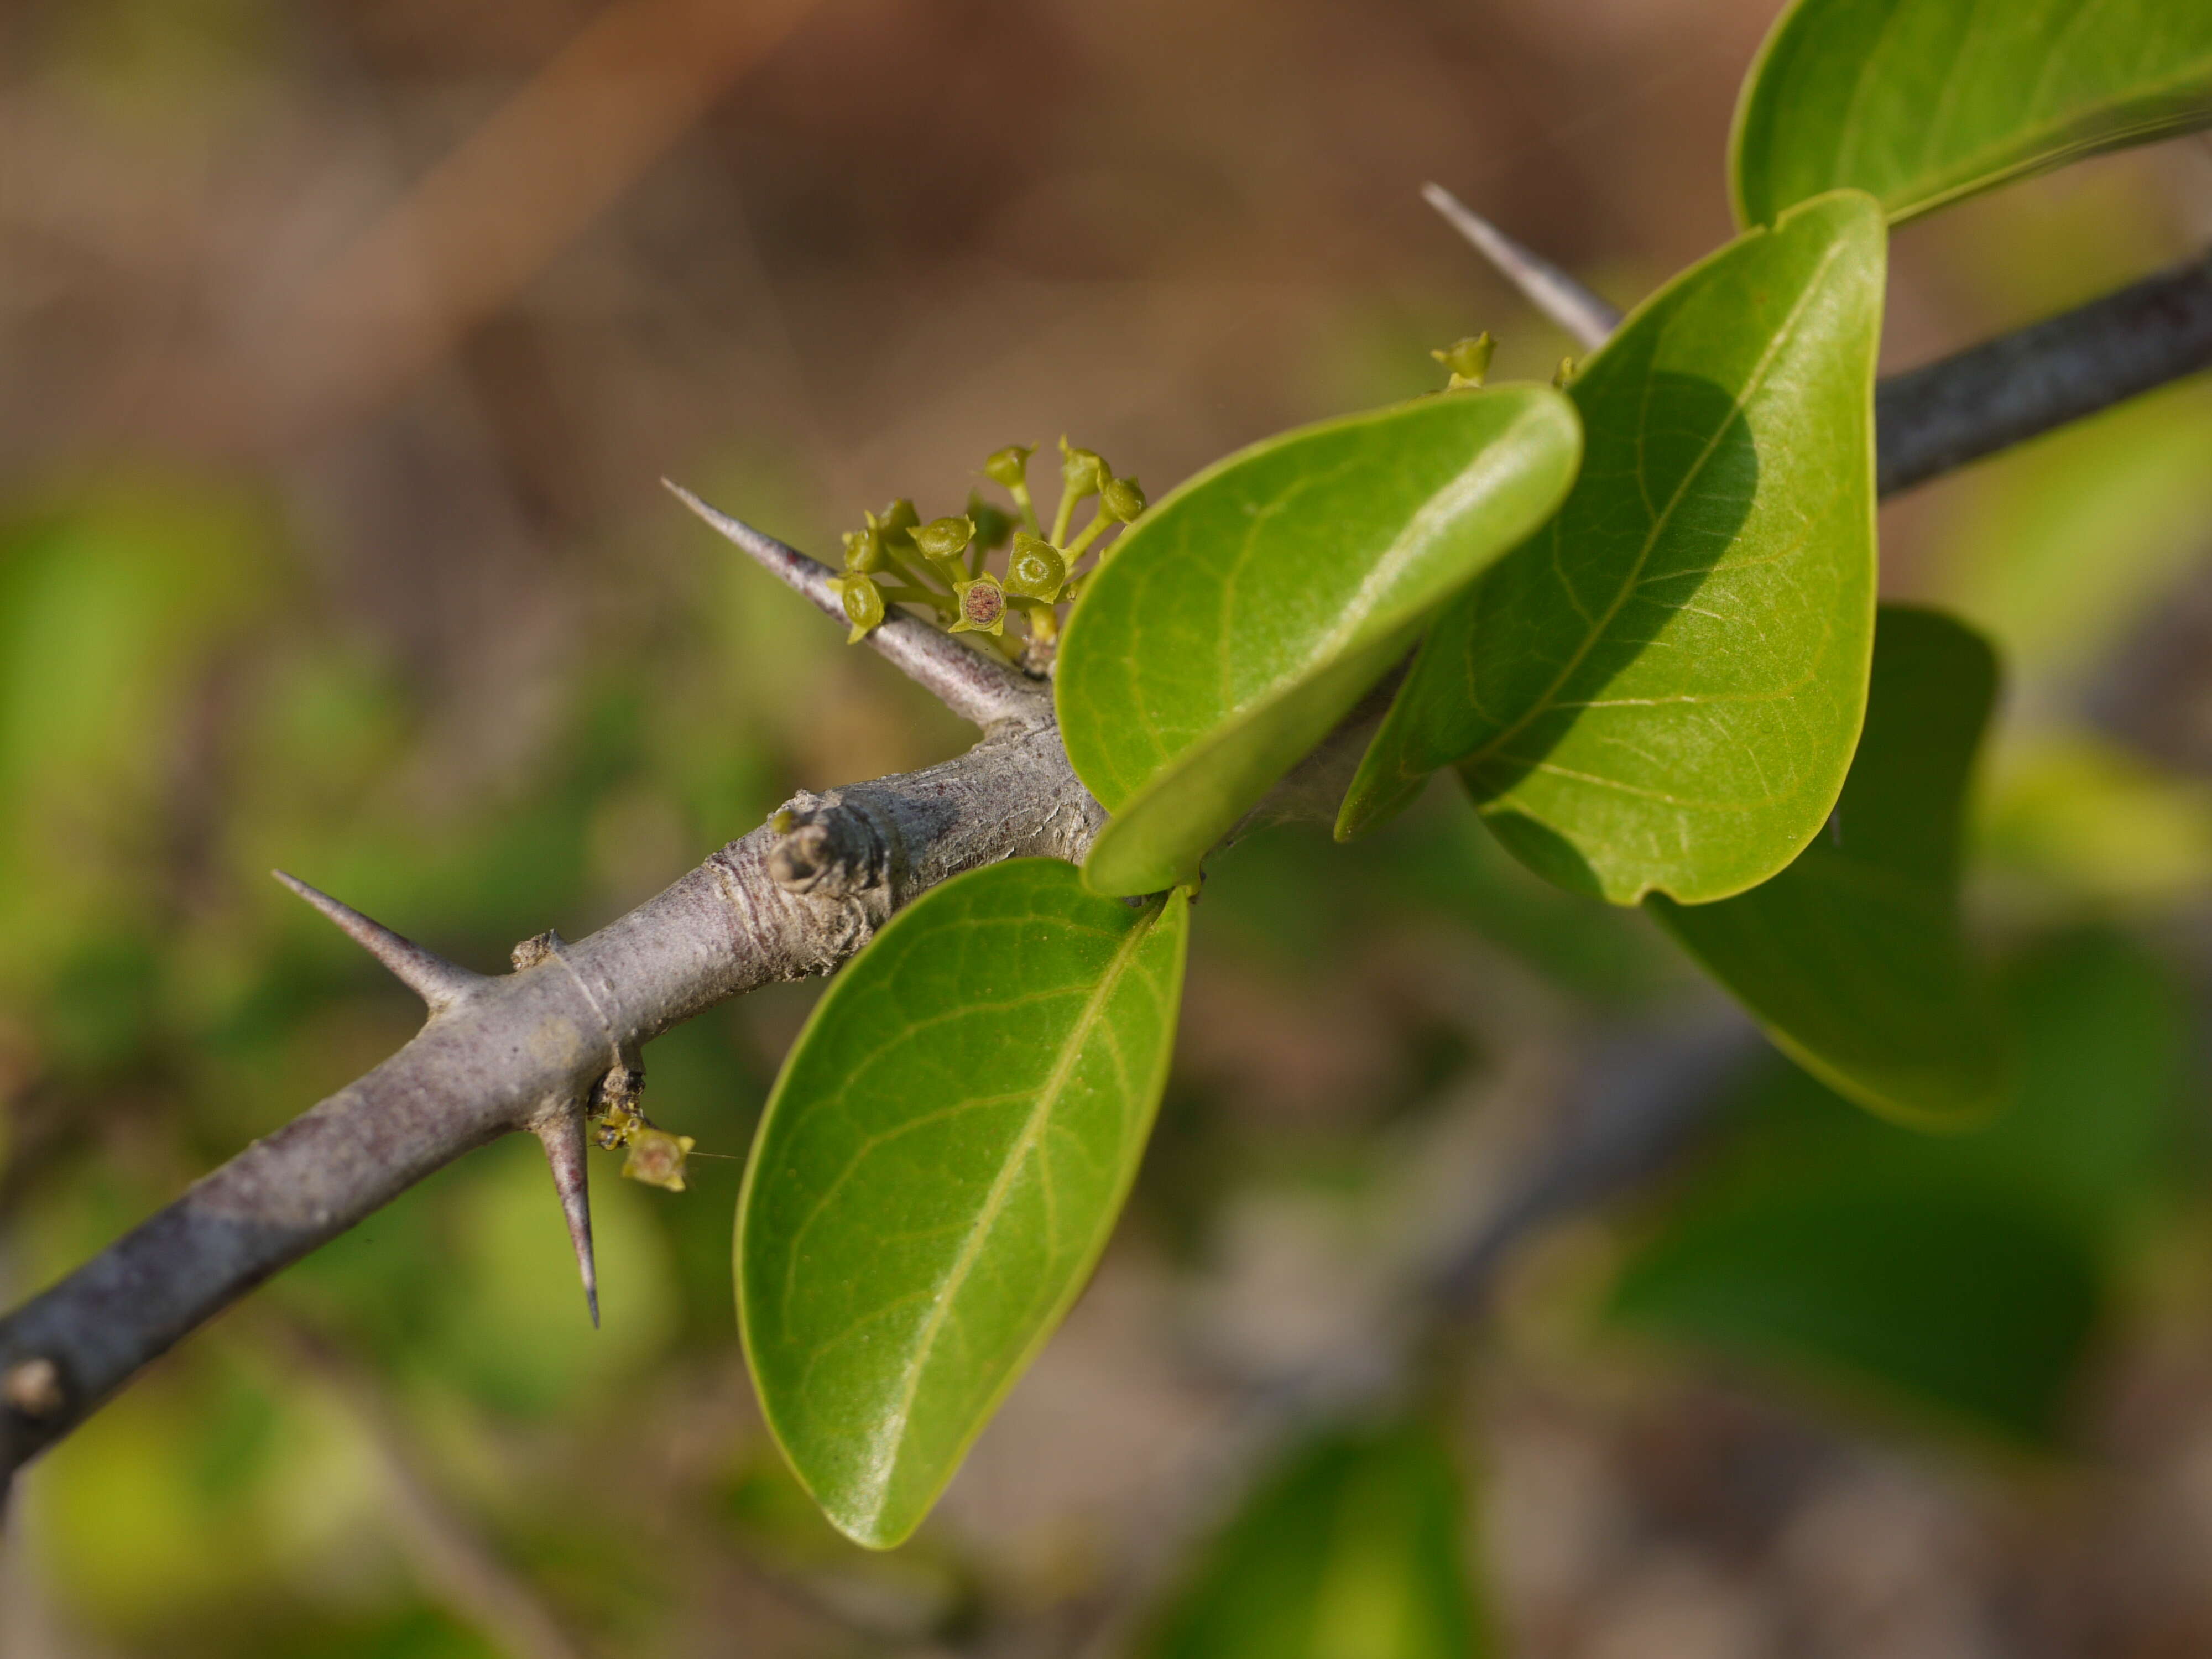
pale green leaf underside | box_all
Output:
[1145,1422,1482,1659]
[1732,0,2212,226]
[1339,190,1885,906]
[1058,386,1581,897]
[1648,606,2013,1127]
[737,859,1189,1547]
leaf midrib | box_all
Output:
[859,898,1163,1520]
[1461,236,1849,777]
[1145,402,1547,792]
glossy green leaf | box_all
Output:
[1143,1421,1485,1659]
[1611,929,2186,1447]
[1648,606,2011,1127]
[1057,385,1582,897]
[1341,191,1885,907]
[737,858,1189,1547]
[1731,0,2212,226]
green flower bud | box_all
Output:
[911,515,975,564]
[842,525,886,573]
[1005,533,1068,601]
[828,572,885,643]
[1100,474,1146,523]
[950,572,1007,635]
[1431,332,1496,390]
[967,493,1014,552]
[873,498,920,550]
[984,444,1035,489]
[1058,436,1107,500]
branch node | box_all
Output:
[2,1358,64,1419]
[512,928,568,971]
[589,1055,645,1131]
[533,1108,598,1329]
[273,871,487,1014]
[1421,182,1622,351]
[765,792,891,899]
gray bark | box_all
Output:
[0,634,1097,1479]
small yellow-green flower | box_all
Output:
[826,572,885,643]
[622,1127,695,1193]
[983,445,1034,490]
[912,515,975,564]
[1099,474,1146,524]
[950,571,1007,635]
[841,524,886,573]
[1058,436,1107,500]
[1431,332,1495,390]
[870,498,920,550]
[1005,533,1068,601]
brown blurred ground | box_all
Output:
[4,2,2212,1657]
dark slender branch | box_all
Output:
[1875,249,2212,494]
[7,227,2212,1487]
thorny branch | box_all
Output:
[5,206,2212,1490]
[0,575,1095,1483]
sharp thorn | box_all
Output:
[537,1110,599,1328]
[663,478,1044,729]
[272,871,487,1014]
[661,479,843,623]
[662,477,764,552]
[1420,182,1623,351]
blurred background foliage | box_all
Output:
[0,0,2209,1655]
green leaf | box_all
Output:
[1952,929,2185,1236]
[1340,191,1886,906]
[1057,386,1581,897]
[1610,928,2187,1447]
[1731,0,2212,226]
[1613,1171,2099,1446]
[1648,606,2011,1127]
[737,858,1190,1547]
[1142,1421,1485,1659]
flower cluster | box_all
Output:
[596,1094,695,1193]
[826,437,1146,667]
